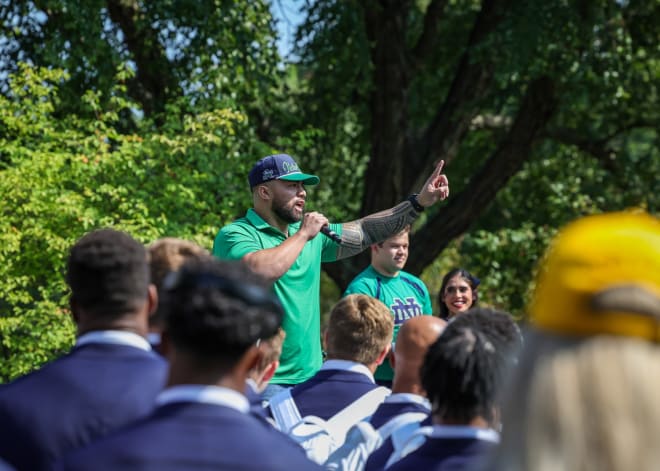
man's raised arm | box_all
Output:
[336,160,449,260]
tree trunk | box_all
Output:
[106,0,180,120]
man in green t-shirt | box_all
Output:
[343,225,433,386]
[213,153,449,393]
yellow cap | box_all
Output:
[530,211,660,341]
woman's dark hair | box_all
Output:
[437,268,480,320]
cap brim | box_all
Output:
[278,173,320,186]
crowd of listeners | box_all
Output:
[0,207,657,470]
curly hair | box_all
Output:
[421,308,521,425]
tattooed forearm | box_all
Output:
[336,201,420,259]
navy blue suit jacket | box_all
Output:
[55,401,324,471]
[245,382,269,420]
[386,436,497,471]
[0,343,167,471]
[365,399,431,471]
[274,368,383,420]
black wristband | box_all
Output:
[407,194,425,212]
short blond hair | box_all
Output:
[325,294,394,365]
[148,238,210,289]
[147,238,210,328]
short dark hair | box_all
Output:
[66,228,149,317]
[438,268,480,319]
[421,308,521,425]
[160,259,283,364]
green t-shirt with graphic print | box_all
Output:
[343,265,433,382]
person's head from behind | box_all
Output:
[438,268,480,320]
[371,226,410,276]
[159,258,284,383]
[324,294,394,369]
[421,308,521,428]
[490,211,660,471]
[249,327,286,392]
[390,315,446,395]
[530,211,660,340]
[66,228,153,334]
[148,238,210,331]
[525,337,660,471]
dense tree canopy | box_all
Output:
[0,0,657,380]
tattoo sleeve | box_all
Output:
[336,201,420,259]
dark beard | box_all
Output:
[273,202,301,224]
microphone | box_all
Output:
[321,225,342,244]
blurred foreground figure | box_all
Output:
[0,229,167,471]
[487,211,660,471]
[385,309,521,471]
[56,258,322,470]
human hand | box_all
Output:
[298,211,329,240]
[417,160,449,207]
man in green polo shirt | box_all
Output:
[213,153,449,394]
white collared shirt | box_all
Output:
[384,392,431,411]
[389,424,500,467]
[321,359,376,383]
[426,424,500,442]
[76,330,151,351]
[156,385,249,413]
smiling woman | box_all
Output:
[438,268,480,320]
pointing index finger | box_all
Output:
[433,160,445,177]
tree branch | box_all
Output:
[406,76,558,275]
[544,120,655,174]
[411,0,449,67]
[408,0,512,191]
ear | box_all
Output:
[237,346,263,378]
[257,184,271,201]
[147,284,158,317]
[375,343,391,366]
[259,360,279,388]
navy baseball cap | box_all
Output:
[248,154,320,189]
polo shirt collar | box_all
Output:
[156,385,249,413]
[321,359,375,383]
[76,330,151,351]
[245,208,301,235]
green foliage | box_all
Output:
[0,64,260,382]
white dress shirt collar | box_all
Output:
[321,359,375,383]
[156,385,249,413]
[76,330,151,351]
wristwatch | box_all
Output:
[407,194,425,212]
